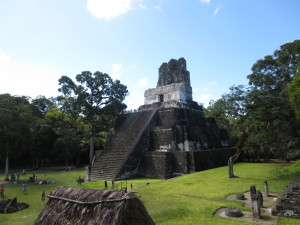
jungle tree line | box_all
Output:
[205,39,300,161]
[0,71,128,179]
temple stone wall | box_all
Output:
[151,128,175,151]
[150,108,228,151]
[193,148,236,171]
[157,57,191,87]
[144,83,193,105]
[140,152,173,179]
[144,58,193,105]
[140,148,236,179]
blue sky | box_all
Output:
[0,0,299,109]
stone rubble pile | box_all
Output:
[272,180,300,219]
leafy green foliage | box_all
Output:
[244,40,300,160]
[58,71,128,163]
[288,66,300,119]
[45,107,88,166]
[205,85,250,146]
[206,40,300,161]
[0,94,35,158]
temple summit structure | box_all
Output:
[91,58,235,181]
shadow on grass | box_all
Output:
[180,194,224,203]
[273,161,300,180]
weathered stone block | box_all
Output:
[225,207,243,217]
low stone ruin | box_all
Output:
[0,198,29,214]
[224,207,243,217]
[272,180,300,219]
[236,194,246,200]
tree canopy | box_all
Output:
[288,65,300,119]
[0,70,128,175]
[58,71,128,164]
[206,39,300,161]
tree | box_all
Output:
[31,96,56,117]
[29,96,57,168]
[205,85,250,146]
[204,85,252,177]
[58,71,128,166]
[0,94,35,180]
[206,39,300,167]
[288,65,300,119]
[45,107,88,166]
[228,130,248,178]
[246,39,300,160]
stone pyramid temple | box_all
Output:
[91,58,235,181]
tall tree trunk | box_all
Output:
[4,144,9,181]
[228,147,241,178]
[228,157,234,178]
[32,154,35,169]
[65,157,69,167]
[228,130,248,178]
[35,157,39,169]
[89,136,94,165]
[76,153,80,167]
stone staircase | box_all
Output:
[91,110,156,181]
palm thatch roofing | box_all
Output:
[35,187,155,225]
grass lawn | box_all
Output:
[1,161,300,225]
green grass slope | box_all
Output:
[0,162,299,225]
[136,162,300,225]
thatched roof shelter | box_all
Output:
[35,187,155,225]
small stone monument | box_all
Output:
[257,190,264,208]
[250,185,257,200]
[264,180,269,197]
[250,185,262,219]
[85,166,91,181]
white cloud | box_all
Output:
[0,52,10,63]
[193,87,200,93]
[198,94,212,107]
[0,51,60,98]
[110,64,123,79]
[138,3,147,10]
[87,0,134,20]
[155,5,162,12]
[201,0,211,4]
[124,95,144,110]
[202,81,217,91]
[208,81,217,86]
[213,5,220,16]
[138,77,148,87]
[129,64,137,69]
